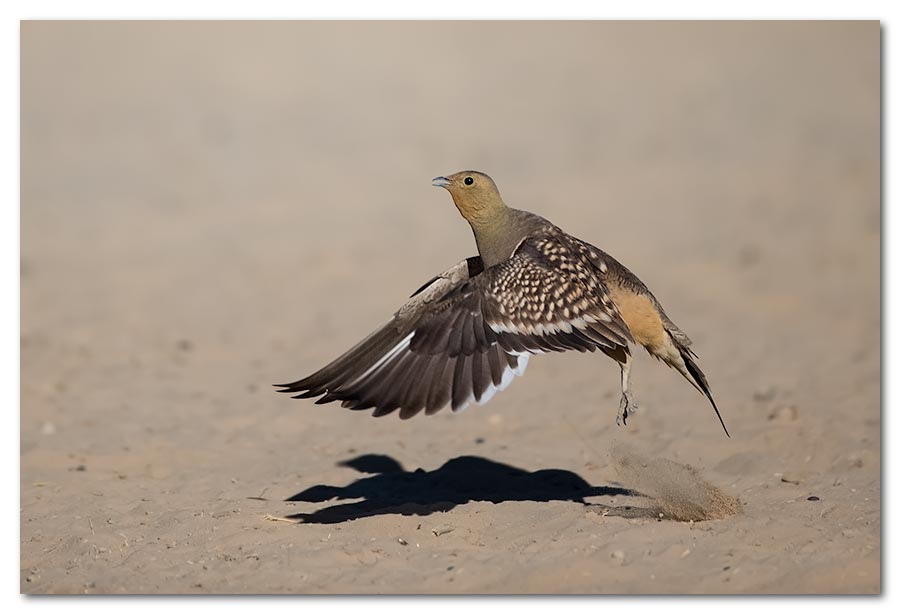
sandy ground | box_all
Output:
[20,21,880,594]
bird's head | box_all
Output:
[432,170,507,223]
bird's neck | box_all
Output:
[468,207,529,268]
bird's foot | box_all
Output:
[616,392,638,427]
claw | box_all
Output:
[616,391,638,427]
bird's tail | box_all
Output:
[670,340,730,438]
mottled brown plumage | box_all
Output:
[276,170,728,436]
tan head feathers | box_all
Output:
[432,170,507,223]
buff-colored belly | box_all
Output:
[608,286,667,352]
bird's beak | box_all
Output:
[431,176,451,189]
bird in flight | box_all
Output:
[276,171,729,436]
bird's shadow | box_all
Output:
[284,453,644,524]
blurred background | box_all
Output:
[21,22,879,593]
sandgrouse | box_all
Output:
[276,171,729,436]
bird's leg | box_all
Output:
[616,355,638,426]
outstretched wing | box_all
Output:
[275,256,527,419]
[276,236,633,419]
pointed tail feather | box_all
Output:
[678,348,730,438]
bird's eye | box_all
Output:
[464,176,474,185]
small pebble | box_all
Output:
[432,526,453,537]
[807,496,820,502]
[397,538,408,546]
